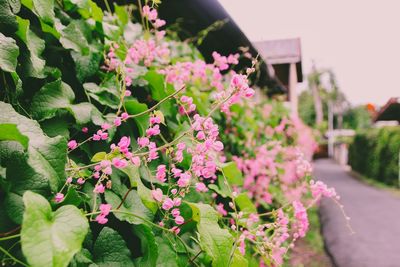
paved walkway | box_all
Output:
[314,159,400,267]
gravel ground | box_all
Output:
[314,159,400,267]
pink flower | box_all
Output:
[171,168,182,178]
[94,184,105,194]
[171,208,180,217]
[177,142,186,150]
[239,241,245,255]
[118,136,131,153]
[151,188,163,202]
[67,140,78,150]
[101,160,111,168]
[114,117,121,127]
[146,125,160,137]
[216,203,227,216]
[310,180,337,199]
[177,172,191,187]
[292,200,309,238]
[66,177,73,184]
[138,137,150,147]
[93,130,108,141]
[148,149,159,161]
[149,116,161,125]
[162,198,174,210]
[196,131,205,140]
[175,215,184,225]
[82,127,88,133]
[212,141,224,151]
[103,166,112,175]
[121,112,129,120]
[195,182,208,192]
[171,226,180,235]
[125,90,131,96]
[112,158,128,169]
[99,204,112,216]
[77,178,85,185]
[154,19,166,28]
[131,156,140,166]
[156,165,167,182]
[95,214,108,224]
[101,123,111,130]
[173,198,181,206]
[55,193,64,203]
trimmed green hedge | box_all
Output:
[349,127,400,186]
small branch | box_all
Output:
[189,250,203,265]
[128,85,185,119]
[116,187,133,210]
[0,227,20,237]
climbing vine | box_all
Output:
[0,1,340,266]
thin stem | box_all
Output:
[128,85,185,119]
[116,187,133,209]
[0,227,20,237]
[0,234,20,242]
[0,245,28,267]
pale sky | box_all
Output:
[218,0,400,106]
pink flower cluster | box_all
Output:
[190,114,224,180]
[215,73,255,113]
[142,5,166,29]
[310,180,338,199]
[212,51,239,71]
[292,200,309,238]
[95,204,112,224]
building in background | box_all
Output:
[157,0,286,96]
[374,97,400,126]
[254,38,303,116]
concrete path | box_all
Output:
[314,159,400,267]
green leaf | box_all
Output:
[105,176,154,225]
[132,224,158,267]
[221,161,243,186]
[4,192,24,225]
[60,21,89,55]
[144,70,174,101]
[21,191,89,267]
[21,0,55,24]
[0,0,18,34]
[231,249,248,267]
[40,117,70,138]
[31,79,104,125]
[15,17,46,78]
[120,164,158,214]
[92,227,134,266]
[0,33,19,72]
[155,235,190,267]
[71,47,102,82]
[91,152,107,162]
[83,82,120,109]
[59,187,82,206]
[124,99,149,136]
[114,4,129,28]
[0,102,67,193]
[208,175,232,198]
[30,79,75,121]
[189,203,234,267]
[0,124,29,149]
[234,193,257,214]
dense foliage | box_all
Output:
[0,1,339,266]
[349,127,400,186]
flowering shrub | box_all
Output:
[0,1,339,266]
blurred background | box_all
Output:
[152,0,400,266]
